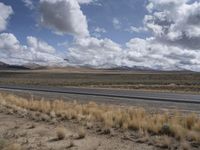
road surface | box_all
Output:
[1,85,200,113]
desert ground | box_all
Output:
[0,92,199,150]
[0,69,200,93]
[0,69,200,150]
[0,110,149,150]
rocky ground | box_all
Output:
[0,93,199,150]
[0,111,153,150]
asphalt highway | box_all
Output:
[0,85,200,104]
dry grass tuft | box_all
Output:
[180,140,191,150]
[74,127,86,139]
[0,139,21,150]
[0,139,7,150]
[185,113,197,129]
[4,143,22,150]
[152,135,172,148]
[56,127,66,140]
[66,140,74,148]
[0,93,200,143]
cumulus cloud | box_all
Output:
[22,0,34,9]
[27,36,55,53]
[94,27,106,33]
[124,38,200,71]
[67,35,200,71]
[77,0,102,6]
[0,33,66,66]
[112,18,121,30]
[68,37,122,68]
[4,0,199,71]
[39,0,89,37]
[92,27,106,38]
[0,2,13,32]
[65,0,200,71]
[117,0,200,71]
[144,0,200,49]
[126,26,147,33]
[77,0,93,4]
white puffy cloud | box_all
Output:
[112,18,121,30]
[67,37,122,68]
[144,0,200,49]
[121,0,200,71]
[27,36,55,53]
[77,0,93,4]
[126,26,147,33]
[0,2,13,32]
[0,33,66,66]
[77,0,101,6]
[22,0,34,9]
[3,0,199,71]
[39,0,89,37]
[92,27,106,38]
[66,35,200,71]
[124,38,200,71]
[64,0,200,71]
[94,27,106,33]
[0,33,20,52]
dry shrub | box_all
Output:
[170,124,187,140]
[66,140,74,148]
[185,113,197,129]
[40,114,50,122]
[4,143,21,150]
[0,139,7,149]
[86,122,93,129]
[152,135,172,148]
[0,140,21,150]
[74,127,86,139]
[180,140,191,150]
[0,93,200,143]
[187,131,200,142]
[49,111,56,118]
[136,129,149,143]
[193,120,200,132]
[56,127,66,140]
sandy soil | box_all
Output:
[0,112,154,150]
[0,96,199,150]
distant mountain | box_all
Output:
[107,66,193,73]
[0,61,7,67]
[0,61,29,70]
[107,66,156,71]
[0,61,194,72]
[23,63,46,70]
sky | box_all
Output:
[0,0,200,71]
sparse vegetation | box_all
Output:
[0,92,200,146]
[0,142,22,150]
[151,135,172,148]
[5,143,21,150]
[180,140,191,150]
[75,127,86,139]
[0,139,7,150]
[66,140,74,148]
[1,71,200,93]
[56,127,66,140]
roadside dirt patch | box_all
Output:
[0,113,154,150]
[0,93,199,150]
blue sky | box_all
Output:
[1,0,149,48]
[1,0,73,51]
[82,0,150,43]
[0,0,200,71]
